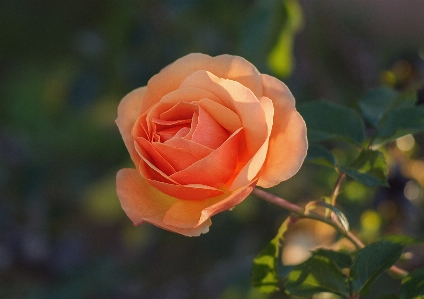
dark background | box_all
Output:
[1,1,424,298]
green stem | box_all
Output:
[252,187,409,279]
[331,172,346,206]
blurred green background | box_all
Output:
[1,0,424,298]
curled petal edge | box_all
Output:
[116,168,212,237]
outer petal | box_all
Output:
[257,74,308,187]
[116,168,176,223]
[213,54,263,97]
[162,180,257,229]
[147,218,211,237]
[141,53,264,115]
[116,87,145,166]
[229,96,274,190]
[116,168,210,236]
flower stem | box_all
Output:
[252,187,409,279]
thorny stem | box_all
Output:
[252,187,409,279]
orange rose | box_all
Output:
[116,53,307,236]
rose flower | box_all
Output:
[116,53,307,236]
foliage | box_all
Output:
[251,218,290,293]
[253,234,423,298]
[252,85,424,298]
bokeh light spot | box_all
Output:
[404,180,421,203]
[344,181,368,202]
[360,210,381,240]
[396,134,415,152]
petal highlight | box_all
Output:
[257,74,308,187]
[229,97,274,190]
[198,98,242,132]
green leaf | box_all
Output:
[340,149,388,187]
[359,86,416,128]
[351,240,404,295]
[298,101,366,145]
[359,87,398,127]
[400,268,424,299]
[377,294,399,299]
[251,218,289,293]
[359,87,417,128]
[358,87,423,145]
[267,0,303,77]
[305,144,338,168]
[375,106,424,143]
[312,249,353,269]
[284,255,349,297]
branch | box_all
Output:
[252,187,409,278]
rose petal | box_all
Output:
[137,155,176,184]
[145,218,211,237]
[160,86,224,106]
[198,98,242,132]
[162,180,257,228]
[201,179,257,221]
[170,128,243,187]
[135,137,176,175]
[174,127,191,138]
[179,70,268,156]
[116,168,210,236]
[116,87,145,166]
[159,101,198,121]
[116,168,177,223]
[150,117,192,141]
[147,180,224,200]
[183,111,199,141]
[132,115,149,140]
[257,74,308,187]
[191,106,230,149]
[141,53,263,115]
[151,117,191,128]
[142,87,219,137]
[152,142,203,171]
[165,137,213,158]
[213,54,263,97]
[155,125,190,142]
[228,97,274,190]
